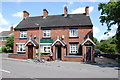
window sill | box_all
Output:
[64,56,83,57]
[9,53,25,55]
[19,38,27,39]
[17,51,26,53]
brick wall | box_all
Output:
[14,26,93,61]
[0,41,6,46]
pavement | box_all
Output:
[1,54,120,78]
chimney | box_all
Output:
[10,26,13,33]
[23,11,29,19]
[43,9,48,18]
[85,6,89,16]
[64,6,68,17]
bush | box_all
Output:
[1,46,7,53]
[115,58,120,63]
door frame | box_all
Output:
[56,46,62,60]
[85,46,92,62]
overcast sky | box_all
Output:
[0,0,117,41]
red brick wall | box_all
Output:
[14,29,40,53]
[63,56,84,62]
[14,27,93,61]
[0,41,6,46]
[8,54,27,59]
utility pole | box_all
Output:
[36,23,41,61]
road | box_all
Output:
[1,54,119,78]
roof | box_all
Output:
[0,31,11,37]
[52,38,66,46]
[15,14,93,30]
[81,37,96,46]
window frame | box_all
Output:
[70,44,78,54]
[43,30,51,38]
[16,43,26,52]
[69,29,78,37]
[43,46,51,53]
[20,31,27,38]
[0,37,6,41]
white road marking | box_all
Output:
[0,69,11,73]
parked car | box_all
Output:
[94,50,101,57]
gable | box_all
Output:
[81,37,96,46]
[52,38,66,46]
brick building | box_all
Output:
[9,6,95,62]
[0,27,14,49]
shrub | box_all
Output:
[115,58,120,63]
[1,46,7,53]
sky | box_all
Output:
[0,0,118,41]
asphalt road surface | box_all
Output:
[1,54,119,78]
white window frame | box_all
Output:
[40,43,52,53]
[70,44,78,54]
[43,30,51,38]
[3,37,6,41]
[16,43,26,52]
[0,37,7,41]
[0,37,2,41]
[43,46,51,53]
[20,31,27,38]
[70,29,78,37]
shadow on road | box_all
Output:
[84,57,120,70]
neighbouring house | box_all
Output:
[9,6,96,62]
[0,27,14,49]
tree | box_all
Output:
[96,39,116,53]
[5,36,14,52]
[93,37,99,44]
[98,1,120,53]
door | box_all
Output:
[85,46,92,62]
[28,45,33,59]
[56,46,61,60]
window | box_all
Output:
[0,45,3,49]
[43,30,51,38]
[70,29,78,37]
[3,37,6,41]
[40,43,52,53]
[20,31,27,38]
[0,37,6,41]
[17,43,26,52]
[70,44,78,54]
[43,46,51,53]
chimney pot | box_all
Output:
[43,9,48,18]
[64,6,68,17]
[23,11,29,19]
[10,26,13,33]
[85,6,89,16]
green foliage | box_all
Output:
[5,36,14,52]
[1,46,7,53]
[93,37,99,44]
[98,1,120,53]
[98,2,120,27]
[116,26,120,53]
[96,37,117,53]
[115,58,120,63]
